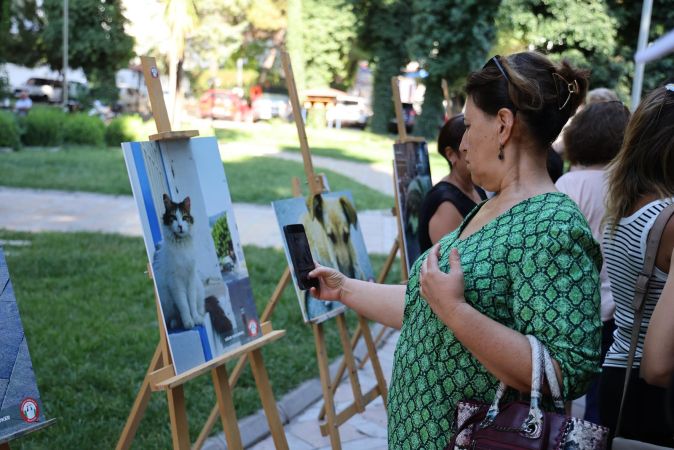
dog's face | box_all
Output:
[308,194,359,278]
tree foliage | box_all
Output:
[301,0,357,88]
[352,0,413,133]
[408,0,499,139]
[4,0,45,67]
[494,0,621,94]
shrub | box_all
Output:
[23,106,66,146]
[105,114,144,147]
[63,114,105,146]
[0,111,21,150]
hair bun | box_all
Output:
[553,60,589,113]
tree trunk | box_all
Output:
[415,76,444,140]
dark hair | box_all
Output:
[546,147,563,183]
[437,114,465,167]
[606,84,674,229]
[563,101,630,166]
[465,52,589,150]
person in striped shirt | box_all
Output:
[600,83,674,447]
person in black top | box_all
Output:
[418,114,487,252]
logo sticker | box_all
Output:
[150,67,159,78]
[20,398,39,423]
[247,319,259,337]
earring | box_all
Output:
[498,143,504,161]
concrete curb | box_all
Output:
[202,323,394,449]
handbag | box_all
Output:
[612,204,674,450]
[447,335,609,450]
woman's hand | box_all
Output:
[308,263,347,301]
[420,244,467,325]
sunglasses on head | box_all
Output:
[483,55,517,113]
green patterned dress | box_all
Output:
[387,192,602,449]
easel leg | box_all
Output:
[358,315,389,407]
[249,349,289,450]
[167,385,191,450]
[194,268,291,449]
[1,442,10,450]
[116,344,163,450]
[335,314,365,412]
[212,365,243,450]
[314,322,341,450]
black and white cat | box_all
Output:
[155,194,206,330]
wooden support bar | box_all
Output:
[212,365,243,450]
[392,164,409,281]
[0,442,10,450]
[358,315,389,407]
[391,76,408,142]
[281,50,324,196]
[116,344,164,450]
[140,56,172,134]
[249,349,289,450]
[167,385,190,450]
[335,314,365,413]
[149,365,175,391]
[313,322,341,449]
[318,324,363,421]
[319,385,381,436]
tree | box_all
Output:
[494,0,621,94]
[40,0,134,102]
[4,0,45,68]
[408,0,500,139]
[286,0,306,92]
[301,0,357,88]
[352,0,413,134]
[606,0,674,99]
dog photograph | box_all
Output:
[394,140,433,272]
[0,248,49,440]
[273,191,374,323]
[122,136,261,374]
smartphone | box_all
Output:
[283,224,320,291]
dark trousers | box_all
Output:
[584,319,615,423]
[599,366,674,448]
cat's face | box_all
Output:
[162,194,194,239]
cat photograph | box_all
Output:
[154,194,206,330]
[123,137,262,374]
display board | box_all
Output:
[122,136,261,374]
[0,248,53,443]
[272,191,374,322]
[393,140,433,272]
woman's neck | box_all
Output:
[446,169,475,194]
[495,149,554,202]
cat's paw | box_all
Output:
[193,314,204,325]
[183,318,195,329]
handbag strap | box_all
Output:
[615,202,674,436]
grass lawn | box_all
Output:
[214,121,449,175]
[221,154,393,210]
[0,146,393,210]
[0,230,401,449]
[0,146,132,195]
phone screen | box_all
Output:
[283,224,320,290]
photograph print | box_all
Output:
[122,136,261,374]
[0,248,52,442]
[273,191,374,323]
[393,140,433,272]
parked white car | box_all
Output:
[326,95,371,129]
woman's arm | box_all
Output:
[309,264,406,329]
[428,202,463,244]
[642,248,674,387]
[420,246,562,392]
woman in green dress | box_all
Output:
[309,51,602,449]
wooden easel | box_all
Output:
[281,49,389,449]
[353,77,415,370]
[116,56,289,450]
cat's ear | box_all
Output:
[163,193,171,210]
[183,197,191,213]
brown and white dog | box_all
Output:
[302,193,363,279]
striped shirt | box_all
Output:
[602,198,673,368]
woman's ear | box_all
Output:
[496,108,515,145]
